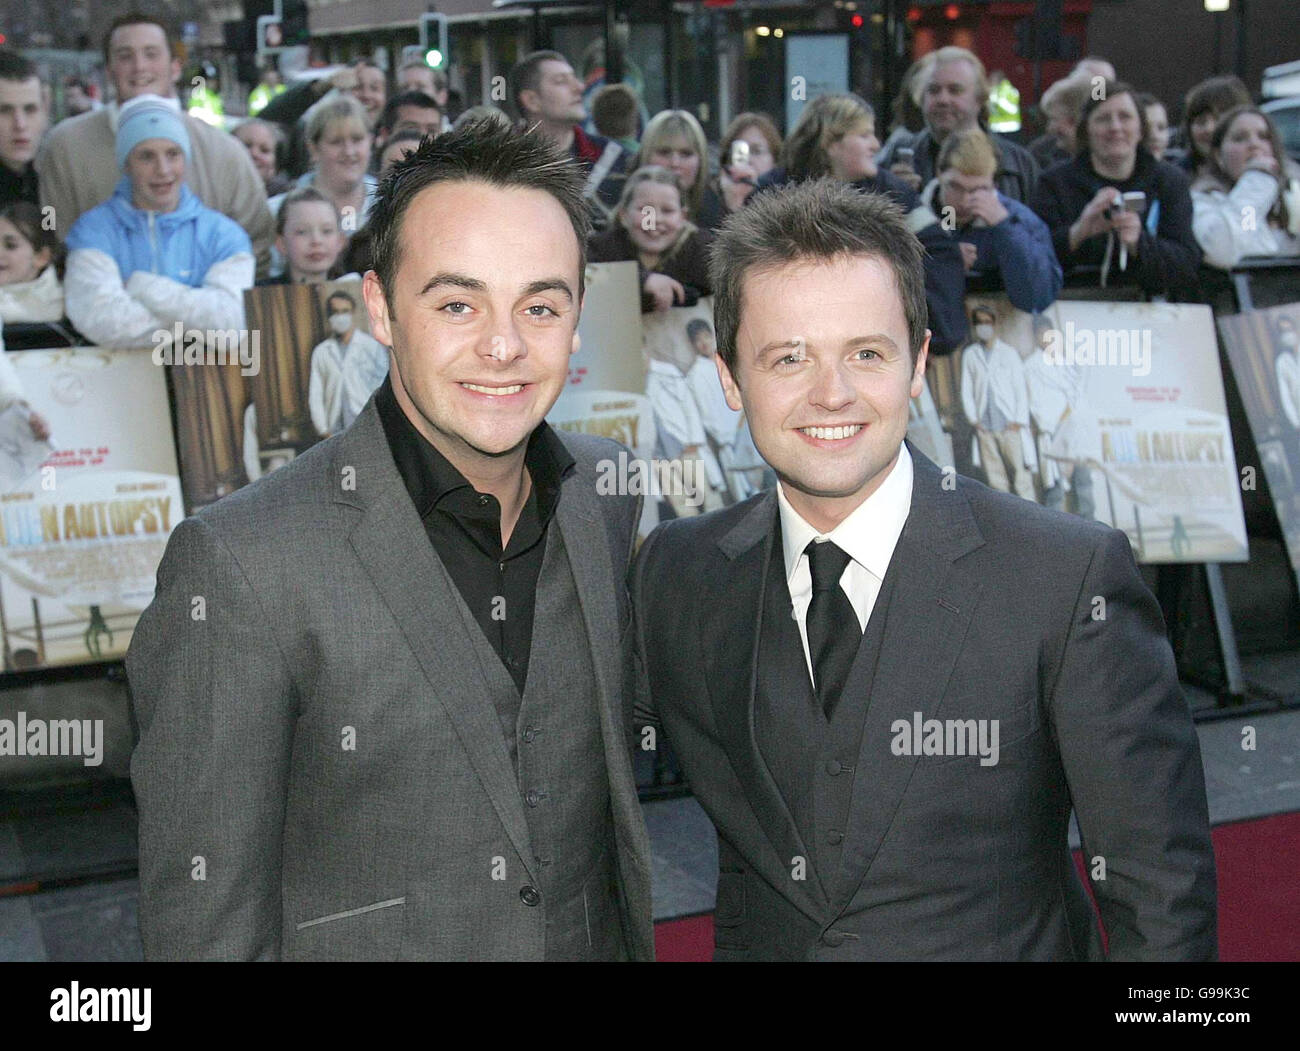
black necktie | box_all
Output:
[804,540,862,718]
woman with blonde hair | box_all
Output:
[267,95,377,279]
[778,93,881,183]
[634,109,709,218]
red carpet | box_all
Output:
[653,811,1300,961]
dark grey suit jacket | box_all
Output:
[632,443,1217,960]
[127,399,653,960]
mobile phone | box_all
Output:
[729,139,750,168]
[1121,190,1147,213]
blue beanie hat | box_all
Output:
[116,95,191,170]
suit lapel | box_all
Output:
[703,491,829,919]
[553,474,652,864]
[830,447,985,914]
[332,403,535,881]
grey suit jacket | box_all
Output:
[633,443,1217,960]
[127,398,653,960]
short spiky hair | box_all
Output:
[369,117,590,307]
[710,178,928,375]
[0,49,37,84]
[103,12,175,64]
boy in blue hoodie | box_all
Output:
[921,127,1061,314]
[63,94,253,348]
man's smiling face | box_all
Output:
[716,253,927,527]
[362,179,582,465]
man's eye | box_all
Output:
[441,301,472,315]
[855,348,879,361]
[526,304,558,317]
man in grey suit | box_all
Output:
[632,179,1217,960]
[127,119,653,960]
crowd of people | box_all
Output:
[0,14,1295,442]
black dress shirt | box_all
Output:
[375,375,574,694]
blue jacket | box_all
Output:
[65,176,252,288]
[922,182,1062,313]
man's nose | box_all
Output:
[483,318,527,364]
[809,361,855,411]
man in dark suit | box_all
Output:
[127,120,653,960]
[632,178,1217,961]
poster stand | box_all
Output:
[1181,266,1300,717]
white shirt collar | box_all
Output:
[778,442,914,586]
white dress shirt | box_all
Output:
[779,443,914,688]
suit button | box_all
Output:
[525,789,541,807]
[522,727,537,744]
[821,929,846,948]
[520,885,541,907]
[825,759,842,775]
[827,829,844,845]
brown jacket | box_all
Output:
[36,104,274,278]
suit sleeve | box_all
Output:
[127,515,298,960]
[619,487,644,745]
[629,521,668,731]
[1048,528,1217,960]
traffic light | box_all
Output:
[419,13,449,70]
[282,0,310,46]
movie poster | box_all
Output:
[1218,303,1300,579]
[0,346,182,671]
[924,296,1248,564]
[548,262,768,533]
[173,279,381,513]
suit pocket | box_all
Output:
[295,896,406,930]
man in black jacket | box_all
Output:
[878,47,1039,205]
[0,50,46,208]
[632,178,1216,961]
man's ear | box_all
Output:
[715,351,745,413]
[362,270,394,347]
[910,330,931,400]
